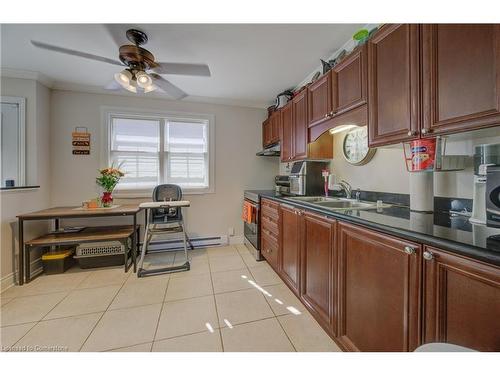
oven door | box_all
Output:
[243,199,260,250]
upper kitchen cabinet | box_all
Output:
[368,24,421,147]
[262,109,281,148]
[421,24,500,136]
[308,73,333,127]
[262,118,272,148]
[280,101,293,162]
[292,89,309,160]
[337,222,421,351]
[423,246,500,351]
[331,44,368,116]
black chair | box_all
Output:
[137,184,193,277]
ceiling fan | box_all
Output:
[31,28,211,100]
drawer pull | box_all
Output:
[423,251,434,261]
[404,246,416,255]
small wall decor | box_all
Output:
[72,127,91,155]
[342,126,376,166]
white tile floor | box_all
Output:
[0,245,341,352]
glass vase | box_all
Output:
[101,191,113,207]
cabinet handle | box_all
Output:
[423,251,434,261]
[404,246,416,255]
[324,113,329,118]
[407,130,418,136]
[421,128,432,135]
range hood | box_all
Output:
[256,143,280,157]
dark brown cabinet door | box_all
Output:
[332,44,367,115]
[423,246,500,351]
[368,24,421,147]
[270,110,281,143]
[308,73,332,127]
[262,119,271,147]
[422,24,500,136]
[280,102,293,162]
[337,222,421,351]
[292,89,308,160]
[300,211,336,335]
[261,199,280,271]
[279,204,301,295]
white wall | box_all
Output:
[49,90,277,240]
[0,78,52,289]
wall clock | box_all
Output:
[342,126,376,165]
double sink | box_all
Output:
[284,196,389,211]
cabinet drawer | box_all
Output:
[262,226,279,243]
[262,203,279,220]
[261,231,279,269]
[261,215,279,233]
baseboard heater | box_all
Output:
[142,235,229,252]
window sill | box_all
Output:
[113,187,214,199]
[0,185,40,192]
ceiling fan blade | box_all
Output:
[31,40,123,67]
[104,80,123,91]
[150,74,187,100]
[152,62,211,77]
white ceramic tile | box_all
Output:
[81,303,162,352]
[240,252,263,268]
[17,313,102,352]
[207,245,239,258]
[142,252,176,269]
[164,273,213,301]
[0,322,35,350]
[211,268,254,294]
[221,318,294,352]
[215,288,274,326]
[170,257,210,278]
[152,331,222,352]
[108,342,152,352]
[248,264,283,286]
[44,285,120,320]
[278,314,341,352]
[1,272,91,298]
[77,267,130,289]
[156,295,219,340]
[235,244,249,254]
[262,284,306,316]
[1,292,67,327]
[1,297,13,307]
[208,254,246,273]
[109,277,167,310]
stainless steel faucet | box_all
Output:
[355,189,361,202]
[339,180,352,199]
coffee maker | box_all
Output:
[470,144,500,225]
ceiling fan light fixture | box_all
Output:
[114,69,132,86]
[135,71,153,88]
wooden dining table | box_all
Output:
[16,205,142,285]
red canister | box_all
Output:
[410,139,436,171]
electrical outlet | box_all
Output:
[228,227,235,236]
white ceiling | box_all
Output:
[1,24,363,108]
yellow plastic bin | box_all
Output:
[42,248,75,275]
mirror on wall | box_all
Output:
[1,96,26,188]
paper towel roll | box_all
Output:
[410,172,434,212]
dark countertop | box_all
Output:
[245,190,500,267]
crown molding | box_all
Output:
[0,68,54,88]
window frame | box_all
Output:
[101,106,215,197]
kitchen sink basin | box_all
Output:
[285,196,386,211]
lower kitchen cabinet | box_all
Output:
[300,211,337,336]
[279,204,301,295]
[423,246,500,351]
[337,222,421,352]
[261,198,280,271]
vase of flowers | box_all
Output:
[96,164,125,207]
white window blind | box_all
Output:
[108,113,211,194]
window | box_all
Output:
[105,109,213,196]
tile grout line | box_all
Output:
[150,266,173,352]
[7,269,98,348]
[78,272,132,352]
[206,246,242,352]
